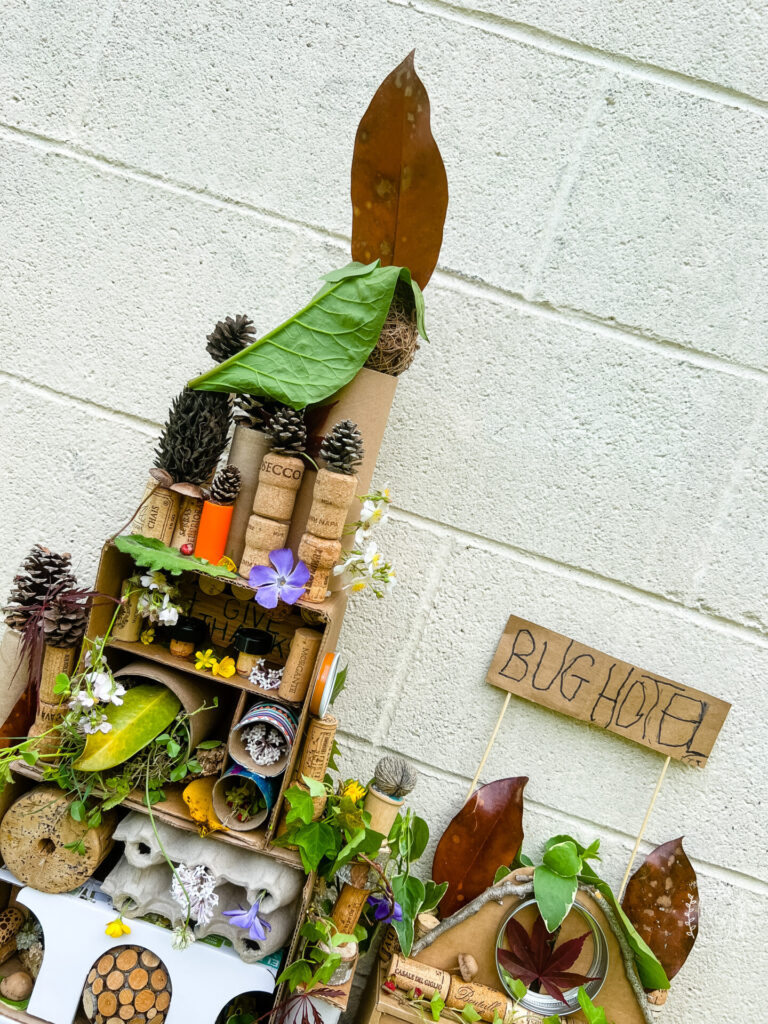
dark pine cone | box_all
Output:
[154,388,232,485]
[266,406,306,455]
[42,598,88,649]
[235,394,277,432]
[205,314,256,364]
[319,420,364,475]
[4,545,77,631]
[208,465,242,505]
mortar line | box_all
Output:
[3,120,768,388]
[388,0,768,115]
[389,507,768,648]
[67,0,121,133]
[336,730,768,895]
[524,70,612,300]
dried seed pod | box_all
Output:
[373,755,417,798]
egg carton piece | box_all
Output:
[194,882,298,961]
[101,857,183,926]
[113,812,303,911]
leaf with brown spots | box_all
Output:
[351,51,448,289]
[622,837,698,980]
[432,777,527,917]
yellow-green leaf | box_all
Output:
[73,685,181,772]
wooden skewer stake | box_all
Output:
[465,692,511,802]
[619,754,671,899]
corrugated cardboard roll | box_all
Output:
[0,629,32,748]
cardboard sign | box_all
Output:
[487,616,730,765]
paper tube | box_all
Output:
[278,628,323,703]
[252,453,305,521]
[229,702,298,777]
[239,515,290,578]
[225,424,272,565]
[306,469,359,540]
[297,534,341,603]
[112,579,142,642]
[170,491,204,550]
[447,978,513,1022]
[39,645,77,705]
[386,955,451,1001]
[212,765,278,831]
[194,501,234,565]
[0,629,32,747]
[132,475,179,544]
[297,714,337,781]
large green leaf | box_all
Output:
[188,261,427,409]
[73,685,181,772]
[533,865,578,931]
[114,535,240,579]
[392,873,426,956]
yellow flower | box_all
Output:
[217,556,237,572]
[343,780,366,803]
[351,580,367,593]
[195,649,217,671]
[139,628,155,646]
[105,917,131,938]
[211,656,236,679]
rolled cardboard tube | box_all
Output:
[132,474,179,544]
[252,453,305,521]
[112,579,142,642]
[239,515,290,578]
[297,714,337,781]
[277,628,323,703]
[298,533,341,604]
[225,424,272,566]
[38,645,77,705]
[306,469,359,541]
[194,500,234,565]
[211,765,278,831]
[229,702,298,777]
[170,488,204,550]
[386,954,451,1002]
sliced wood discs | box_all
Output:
[155,991,170,1011]
[98,991,118,1016]
[81,945,171,1024]
[116,949,138,971]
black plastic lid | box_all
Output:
[233,628,274,655]
[172,616,207,643]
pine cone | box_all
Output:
[235,394,276,432]
[154,388,232,485]
[208,465,241,505]
[320,420,364,475]
[4,545,77,631]
[266,406,306,454]
[42,598,88,648]
[205,314,256,364]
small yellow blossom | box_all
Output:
[217,556,237,572]
[195,649,217,671]
[351,580,367,593]
[140,628,155,646]
[105,917,131,938]
[211,656,236,678]
[343,780,366,803]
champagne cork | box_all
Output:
[278,628,323,702]
[297,714,337,781]
[132,474,179,545]
[170,491,204,550]
[39,645,77,705]
[239,515,290,577]
[298,533,341,603]
[306,468,359,540]
[387,955,451,1002]
[112,579,142,642]
[447,978,513,1022]
[252,453,305,521]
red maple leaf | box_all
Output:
[497,911,600,1005]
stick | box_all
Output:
[619,754,671,899]
[465,692,510,801]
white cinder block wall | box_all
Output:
[1,1,766,1019]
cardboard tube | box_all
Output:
[194,501,234,565]
[112,579,142,642]
[446,977,513,1022]
[39,645,77,704]
[212,766,278,831]
[225,424,272,565]
[306,469,359,541]
[278,628,323,703]
[170,492,204,550]
[298,534,341,603]
[132,475,179,544]
[297,714,337,781]
[252,453,305,521]
[239,515,290,578]
[387,955,451,1001]
[0,630,31,748]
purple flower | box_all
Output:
[248,549,310,609]
[222,900,272,942]
[367,895,403,924]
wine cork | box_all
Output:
[446,978,513,1022]
[297,714,337,781]
[27,699,64,753]
[387,955,451,1002]
[252,453,305,521]
[39,645,77,704]
[364,787,403,837]
[132,475,179,545]
[170,493,203,550]
[239,515,290,577]
[112,579,142,642]
[297,533,341,603]
[306,468,359,540]
[331,881,370,934]
[278,628,323,702]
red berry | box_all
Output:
[180,543,193,556]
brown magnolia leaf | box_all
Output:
[622,837,699,980]
[351,50,448,289]
[432,777,527,917]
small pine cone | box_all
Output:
[205,314,256,364]
[267,406,307,454]
[42,599,88,648]
[4,545,77,631]
[319,420,364,475]
[208,465,242,505]
[235,394,275,432]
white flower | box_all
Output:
[361,540,380,569]
[171,924,195,950]
[69,691,95,710]
[79,713,112,735]
[157,594,179,626]
[88,671,113,701]
[360,499,390,528]
[140,571,166,591]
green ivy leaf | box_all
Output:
[285,786,315,826]
[391,874,426,956]
[493,865,512,884]
[301,775,327,799]
[577,986,609,1024]
[461,1005,481,1022]
[542,840,582,877]
[430,992,445,1021]
[292,822,338,874]
[533,864,578,932]
[408,816,430,864]
[421,880,448,915]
